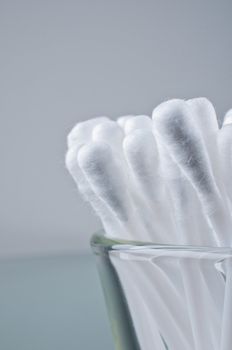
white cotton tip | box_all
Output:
[117,115,133,129]
[66,144,100,201]
[152,99,232,243]
[66,144,126,238]
[77,141,132,221]
[92,119,143,212]
[67,116,108,148]
[223,109,232,126]
[92,120,124,150]
[187,97,219,136]
[124,115,152,135]
[77,141,148,239]
[152,99,218,210]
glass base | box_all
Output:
[91,232,232,350]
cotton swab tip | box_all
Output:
[67,116,108,148]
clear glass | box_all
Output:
[91,232,232,350]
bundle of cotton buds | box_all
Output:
[66,98,232,350]
[66,97,232,248]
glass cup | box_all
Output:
[91,232,232,350]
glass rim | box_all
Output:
[91,230,232,255]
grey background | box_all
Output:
[1,1,232,349]
[1,0,232,257]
